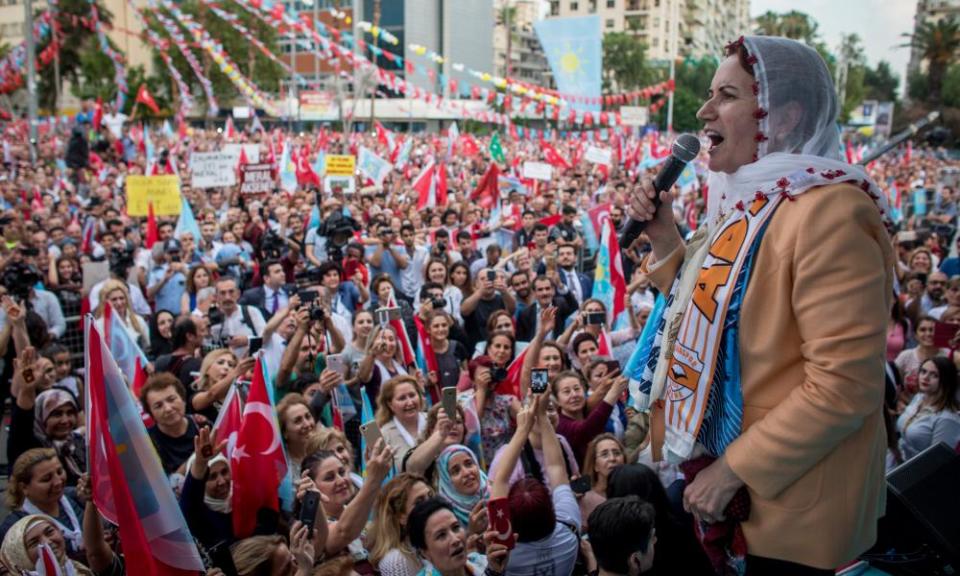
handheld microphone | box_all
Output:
[619,133,701,249]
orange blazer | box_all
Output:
[645,183,894,569]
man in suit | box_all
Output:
[556,244,592,306]
[516,275,578,342]
[239,260,291,319]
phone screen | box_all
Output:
[531,369,549,394]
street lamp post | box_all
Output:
[25,0,38,163]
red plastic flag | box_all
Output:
[135,84,161,115]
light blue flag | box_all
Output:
[174,196,202,245]
[534,16,602,113]
[358,146,393,185]
[677,162,697,191]
[913,188,927,217]
[143,124,155,165]
[279,142,298,193]
[447,121,459,156]
[162,119,174,138]
[312,150,326,178]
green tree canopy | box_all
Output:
[901,17,960,105]
[602,32,658,93]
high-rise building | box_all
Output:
[907,0,960,76]
[547,0,749,62]
[356,0,494,96]
[493,0,553,86]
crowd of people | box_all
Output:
[0,39,958,576]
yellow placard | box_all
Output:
[126,175,182,216]
[325,154,356,176]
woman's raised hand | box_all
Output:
[365,438,395,481]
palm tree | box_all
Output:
[902,17,960,105]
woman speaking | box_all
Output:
[629,36,894,574]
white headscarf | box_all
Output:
[705,36,891,224]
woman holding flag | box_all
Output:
[93,280,150,351]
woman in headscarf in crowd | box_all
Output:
[435,445,489,535]
[628,35,894,572]
[0,515,94,576]
[93,279,150,350]
[149,309,176,359]
[180,427,235,551]
[303,441,394,572]
[366,473,434,576]
[8,368,86,487]
[578,433,626,531]
[378,375,427,469]
[0,449,85,560]
[895,356,960,465]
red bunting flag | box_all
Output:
[135,84,161,115]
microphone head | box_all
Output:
[672,134,701,163]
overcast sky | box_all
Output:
[750,0,917,94]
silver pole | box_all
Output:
[25,0,38,163]
[665,0,677,134]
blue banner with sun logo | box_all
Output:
[534,15,602,113]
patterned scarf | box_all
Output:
[436,445,489,527]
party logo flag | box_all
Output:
[358,146,393,186]
[489,132,505,164]
[677,162,698,192]
[85,319,205,576]
[279,142,298,193]
[232,354,288,538]
[534,16,602,112]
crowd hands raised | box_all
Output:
[0,108,954,576]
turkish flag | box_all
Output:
[213,384,243,458]
[135,84,161,115]
[92,97,103,131]
[470,162,500,209]
[542,143,571,170]
[461,134,480,156]
[145,202,158,249]
[231,357,287,538]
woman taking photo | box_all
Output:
[895,357,960,464]
[421,259,464,325]
[94,279,150,351]
[366,473,434,576]
[557,299,639,367]
[181,265,215,316]
[579,433,627,530]
[357,325,410,408]
[628,36,895,571]
[459,353,520,462]
[403,403,468,483]
[378,375,427,469]
[303,441,394,570]
[553,370,627,466]
[189,350,254,422]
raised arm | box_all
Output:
[491,400,539,499]
[519,306,557,398]
[325,439,394,555]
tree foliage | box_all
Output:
[901,17,960,105]
[602,32,658,92]
[864,60,900,102]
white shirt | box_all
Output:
[210,305,267,357]
[103,112,128,138]
[263,285,290,316]
[399,245,430,299]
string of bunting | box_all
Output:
[145,7,220,115]
[89,0,128,109]
[128,0,194,118]
[0,13,55,95]
[201,3,299,77]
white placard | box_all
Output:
[189,152,237,188]
[222,144,261,164]
[324,175,356,194]
[522,161,554,181]
[619,106,649,127]
[232,106,252,119]
[584,145,612,166]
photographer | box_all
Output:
[317,261,366,322]
[458,354,522,465]
[368,223,408,293]
[275,301,345,394]
[147,238,189,315]
[0,255,65,340]
[305,204,360,269]
[208,277,266,358]
[460,267,516,352]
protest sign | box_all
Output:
[126,175,181,216]
[325,155,356,176]
[223,144,260,163]
[522,161,553,181]
[584,146,612,166]
[239,163,275,196]
[324,175,356,194]
[189,152,237,188]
